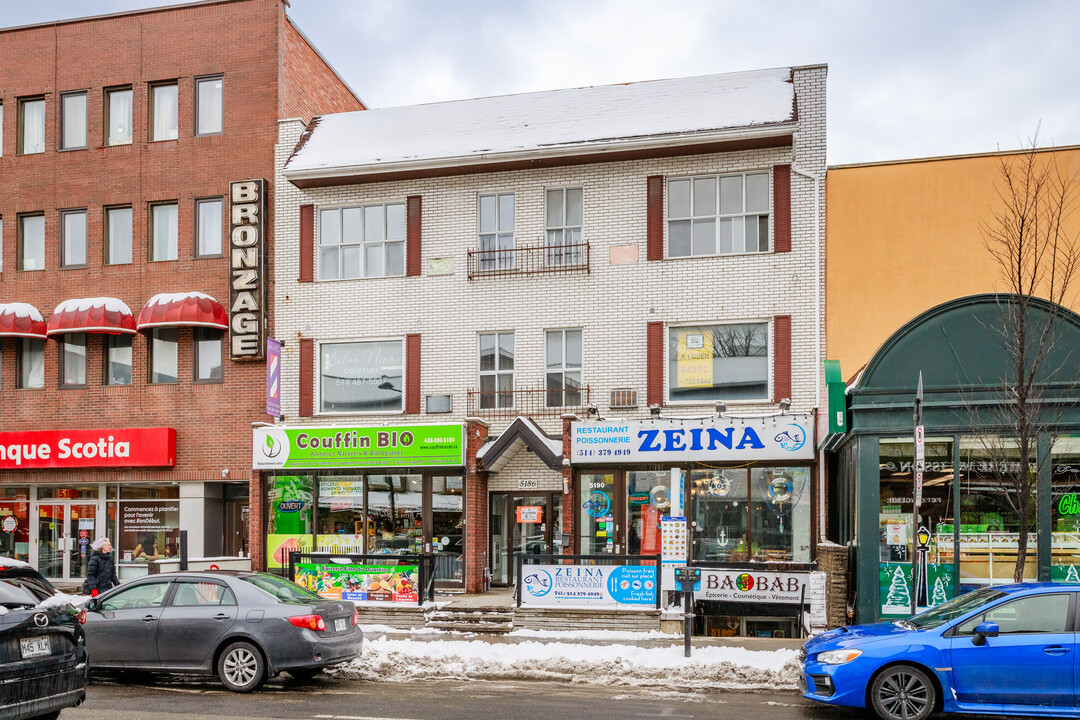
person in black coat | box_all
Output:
[86,538,119,597]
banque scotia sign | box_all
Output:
[229,179,268,360]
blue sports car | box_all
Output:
[802,583,1080,720]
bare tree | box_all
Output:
[977,131,1080,581]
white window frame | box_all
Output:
[317,202,406,281]
[194,74,224,137]
[316,337,405,415]
[478,192,514,272]
[478,331,514,410]
[545,328,582,408]
[666,171,771,258]
[195,197,224,258]
[59,90,88,151]
[60,208,88,269]
[105,86,133,146]
[545,187,583,266]
[665,320,771,405]
[105,205,133,265]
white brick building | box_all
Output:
[261,66,825,633]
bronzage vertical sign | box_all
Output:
[230,179,268,360]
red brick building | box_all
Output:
[0,0,362,583]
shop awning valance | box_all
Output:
[0,303,47,338]
[136,292,228,331]
[46,298,136,336]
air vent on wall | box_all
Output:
[609,389,638,409]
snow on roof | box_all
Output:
[145,291,220,307]
[0,303,43,322]
[53,297,133,316]
[285,68,795,178]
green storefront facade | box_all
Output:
[828,295,1080,623]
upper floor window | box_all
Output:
[149,328,178,384]
[60,91,87,150]
[18,338,44,389]
[60,333,87,388]
[19,97,45,154]
[668,322,768,403]
[195,198,223,257]
[667,172,770,257]
[319,340,403,413]
[105,206,133,265]
[194,328,223,383]
[105,87,133,146]
[318,203,405,280]
[60,209,87,268]
[195,75,224,136]
[479,331,514,409]
[479,193,514,272]
[150,82,178,141]
[545,329,582,408]
[105,334,132,386]
[150,202,178,261]
[545,188,583,266]
[18,214,45,271]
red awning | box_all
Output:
[137,292,228,331]
[0,303,47,338]
[46,298,136,336]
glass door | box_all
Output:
[512,495,548,584]
[37,504,65,579]
[491,495,510,585]
[578,472,622,554]
[69,503,97,580]
[35,501,98,581]
[428,475,464,587]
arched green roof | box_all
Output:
[848,294,1080,431]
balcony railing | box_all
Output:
[466,383,591,419]
[466,241,590,279]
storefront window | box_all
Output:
[958,436,1035,586]
[751,467,810,561]
[626,470,665,557]
[117,500,179,563]
[431,476,464,582]
[266,475,313,569]
[579,472,616,554]
[1051,435,1080,581]
[691,469,747,561]
[879,437,955,616]
[0,488,30,562]
[367,474,423,554]
[316,477,365,553]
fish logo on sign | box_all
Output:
[524,570,552,597]
[775,424,806,452]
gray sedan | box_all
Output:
[83,570,363,692]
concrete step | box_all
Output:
[426,620,513,633]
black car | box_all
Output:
[0,560,87,720]
[84,570,363,692]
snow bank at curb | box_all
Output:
[330,634,800,691]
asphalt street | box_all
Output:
[64,674,863,720]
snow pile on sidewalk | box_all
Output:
[331,634,800,691]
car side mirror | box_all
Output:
[972,621,999,646]
[86,598,100,612]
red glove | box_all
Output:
[90,589,98,597]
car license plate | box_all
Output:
[20,637,50,659]
[334,618,346,632]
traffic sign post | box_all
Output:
[911,372,924,617]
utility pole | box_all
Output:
[911,372,924,617]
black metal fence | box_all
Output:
[287,551,436,607]
[515,553,662,609]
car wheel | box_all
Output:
[287,667,323,681]
[870,664,936,720]
[216,641,266,693]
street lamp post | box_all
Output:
[911,372,924,617]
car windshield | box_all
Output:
[906,587,1008,629]
[0,577,54,607]
[241,573,324,605]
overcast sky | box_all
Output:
[6,0,1080,165]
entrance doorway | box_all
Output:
[577,469,669,558]
[490,492,562,585]
[35,502,98,581]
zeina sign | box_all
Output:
[229,179,267,360]
[0,429,176,469]
[252,424,465,470]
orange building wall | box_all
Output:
[825,146,1080,380]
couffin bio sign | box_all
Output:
[0,429,176,469]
